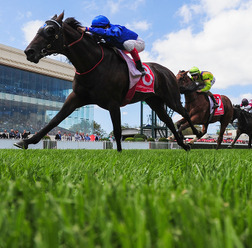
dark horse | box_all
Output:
[228,105,252,148]
[15,12,201,151]
[175,70,233,149]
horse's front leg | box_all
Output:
[168,118,187,141]
[14,92,83,149]
[189,124,207,144]
[178,107,202,139]
[176,118,186,130]
[109,104,122,152]
[177,116,205,145]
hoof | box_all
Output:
[186,143,191,151]
[183,143,191,151]
[14,141,28,149]
[197,131,203,139]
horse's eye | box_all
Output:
[44,25,56,37]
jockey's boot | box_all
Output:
[135,60,146,76]
[130,48,146,76]
[208,91,219,109]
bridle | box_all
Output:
[37,18,104,75]
[37,19,65,56]
[177,72,199,104]
[178,72,198,91]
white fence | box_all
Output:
[0,139,180,150]
[1,139,247,150]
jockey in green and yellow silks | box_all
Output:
[189,66,219,109]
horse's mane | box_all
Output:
[62,16,123,56]
[63,17,109,43]
[64,17,82,30]
[241,109,252,118]
[63,17,100,43]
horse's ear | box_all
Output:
[57,11,64,23]
[52,14,57,19]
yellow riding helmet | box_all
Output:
[189,66,200,76]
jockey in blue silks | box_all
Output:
[78,15,146,75]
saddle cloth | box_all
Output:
[118,50,155,106]
[209,94,224,116]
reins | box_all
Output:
[41,17,105,76]
[67,31,85,47]
[74,44,104,75]
[179,73,198,104]
[67,31,104,75]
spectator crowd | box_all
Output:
[0,129,103,142]
[54,131,102,142]
[0,129,30,139]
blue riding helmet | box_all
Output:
[91,15,110,27]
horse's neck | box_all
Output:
[234,109,240,119]
[63,29,103,73]
[184,92,198,105]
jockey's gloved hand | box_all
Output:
[77,27,87,33]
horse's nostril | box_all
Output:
[24,48,35,57]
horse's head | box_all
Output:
[24,12,65,63]
[176,70,188,81]
[233,104,241,109]
[176,70,206,94]
[232,105,251,126]
[176,70,197,93]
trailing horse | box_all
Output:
[175,70,233,149]
[14,12,201,151]
[229,105,252,148]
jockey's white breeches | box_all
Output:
[123,37,145,52]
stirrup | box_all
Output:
[136,67,146,76]
[213,103,219,109]
[137,66,146,76]
[140,70,146,76]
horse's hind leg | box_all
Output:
[176,117,187,130]
[145,97,190,151]
[14,92,83,149]
[216,120,229,149]
[108,104,122,152]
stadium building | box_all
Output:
[0,43,94,134]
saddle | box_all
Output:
[97,43,155,106]
[202,93,224,116]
